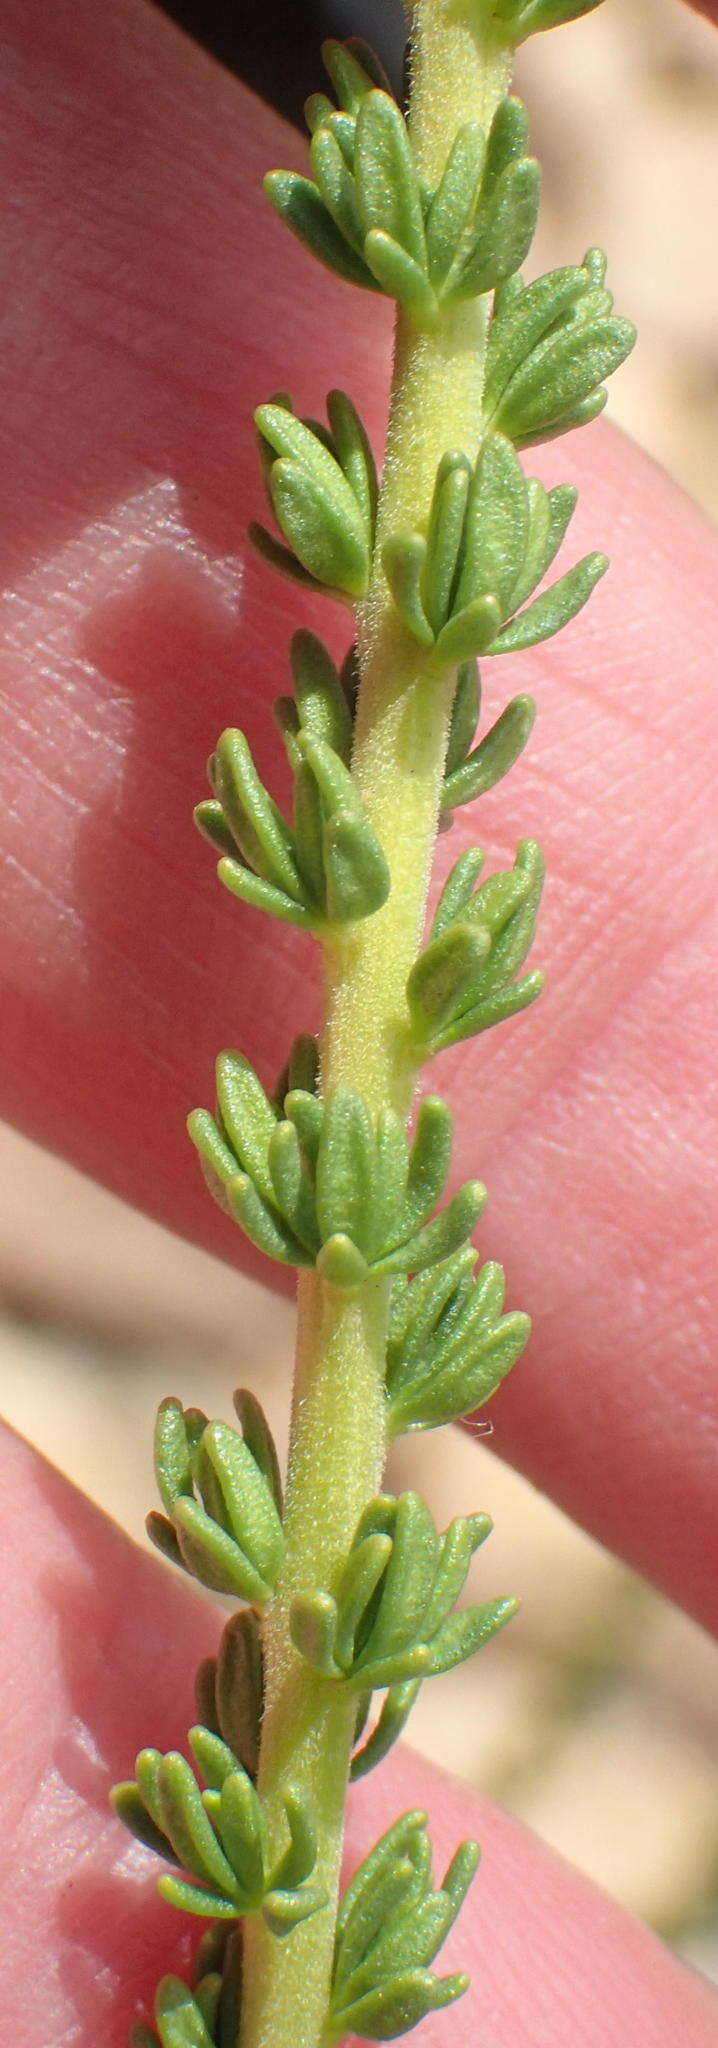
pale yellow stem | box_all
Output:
[239,12,512,2047]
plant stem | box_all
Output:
[239,12,512,2048]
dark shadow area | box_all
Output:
[158,0,406,124]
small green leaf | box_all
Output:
[153,1976,216,2048]
[289,630,353,762]
[158,1874,239,1920]
[482,95,530,195]
[257,401,372,596]
[186,1109,241,1194]
[404,1098,454,1229]
[248,518,341,599]
[424,1596,519,1673]
[304,91,336,134]
[156,1752,239,1897]
[331,1967,469,2041]
[455,432,530,618]
[200,1421,284,1584]
[111,1782,175,1864]
[172,1497,273,1603]
[425,123,486,290]
[216,857,315,929]
[264,170,379,291]
[444,660,481,780]
[285,1087,324,1174]
[273,1033,320,1113]
[211,729,304,903]
[310,125,364,252]
[433,970,544,1051]
[327,388,378,540]
[422,454,473,637]
[210,1770,267,1906]
[357,1493,439,1669]
[322,34,385,112]
[350,1680,421,1781]
[516,387,608,448]
[145,1510,185,1570]
[382,532,433,646]
[375,1180,487,1276]
[269,456,370,598]
[233,1388,283,1515]
[193,801,237,859]
[506,476,552,612]
[491,550,608,653]
[431,848,486,940]
[214,1051,277,1207]
[442,694,536,812]
[153,1397,195,1513]
[324,807,392,924]
[450,157,540,300]
[214,1609,264,1779]
[268,1120,320,1252]
[297,730,391,923]
[290,1591,340,1675]
[135,1748,168,1834]
[498,0,605,43]
[407,924,490,1029]
[292,759,326,909]
[432,594,502,668]
[333,1533,394,1672]
[316,1086,376,1253]
[355,91,427,271]
[269,1788,319,1892]
[226,1172,312,1268]
[262,1883,327,1937]
[188,1726,238,1793]
[387,1309,531,1436]
[363,230,438,323]
[317,1231,369,1288]
[541,482,580,576]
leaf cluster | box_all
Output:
[290,1489,516,1691]
[384,430,607,669]
[189,1057,486,1284]
[145,1391,283,1602]
[326,1811,479,2042]
[113,1733,323,1933]
[386,1245,531,1435]
[485,250,636,446]
[408,839,544,1056]
[250,389,377,601]
[266,45,540,329]
[196,685,388,935]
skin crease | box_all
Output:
[0,0,716,2041]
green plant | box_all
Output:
[113,5,635,2044]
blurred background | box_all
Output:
[2,0,718,1992]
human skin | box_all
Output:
[0,0,716,2042]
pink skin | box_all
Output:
[0,0,716,2040]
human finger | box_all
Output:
[0,0,716,1628]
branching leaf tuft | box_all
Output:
[326,1811,479,2040]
